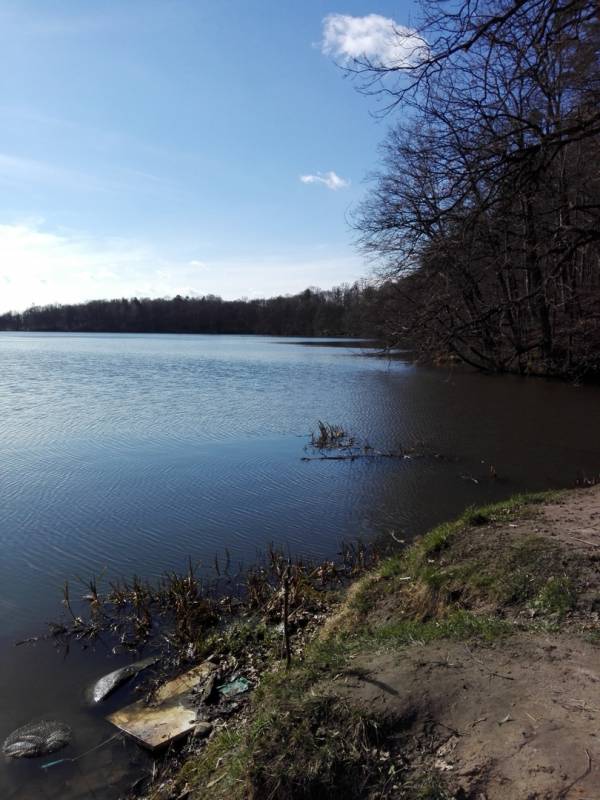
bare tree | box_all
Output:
[354,0,600,376]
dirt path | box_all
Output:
[338,634,600,798]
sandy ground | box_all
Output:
[334,487,600,799]
[339,634,600,798]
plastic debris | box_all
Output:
[89,656,158,703]
[41,758,67,770]
[3,720,72,759]
[217,677,251,697]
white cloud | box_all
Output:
[0,222,182,311]
[321,13,426,68]
[0,221,367,312]
[300,171,349,191]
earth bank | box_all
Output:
[147,487,600,800]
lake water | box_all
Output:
[1,332,600,799]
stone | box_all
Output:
[193,721,213,738]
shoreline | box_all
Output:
[144,486,600,799]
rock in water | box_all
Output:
[89,656,158,703]
[3,720,72,758]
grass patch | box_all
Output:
[531,576,576,618]
[396,491,559,571]
[582,629,600,647]
[488,536,574,608]
[201,619,280,660]
[245,696,389,799]
[412,532,577,619]
[181,651,395,799]
[178,727,245,799]
[349,492,566,624]
[408,773,453,800]
[371,610,512,646]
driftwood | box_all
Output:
[302,450,406,462]
[304,421,410,462]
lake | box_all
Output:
[1,332,600,799]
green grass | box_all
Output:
[531,576,575,617]
[351,492,565,620]
[409,773,453,800]
[179,653,393,800]
[582,629,600,647]
[371,610,513,646]
[389,491,559,570]
[201,619,280,659]
[178,727,245,798]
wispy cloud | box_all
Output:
[0,150,168,197]
[300,171,349,191]
[0,153,81,188]
[321,13,426,68]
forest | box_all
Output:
[354,0,600,378]
[0,283,385,338]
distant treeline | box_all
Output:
[0,283,388,338]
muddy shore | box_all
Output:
[143,486,600,799]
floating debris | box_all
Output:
[89,656,158,703]
[303,421,406,462]
[3,720,72,759]
[107,661,215,751]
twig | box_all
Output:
[282,563,292,670]
[435,720,463,737]
[301,451,405,461]
[562,532,599,548]
[561,699,600,714]
[488,670,514,681]
[464,644,513,680]
[559,749,592,798]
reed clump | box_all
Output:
[49,540,380,665]
[310,421,355,450]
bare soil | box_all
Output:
[338,634,600,798]
[332,487,600,799]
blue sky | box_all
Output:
[0,1,419,311]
